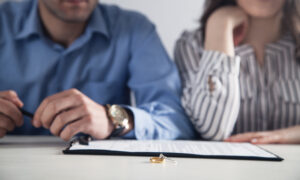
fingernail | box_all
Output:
[13,98,23,107]
[32,120,37,127]
[33,120,41,128]
[251,138,258,143]
[32,120,36,127]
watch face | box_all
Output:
[109,105,128,125]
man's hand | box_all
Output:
[0,90,24,138]
[225,126,300,144]
[33,89,114,141]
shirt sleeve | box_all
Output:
[174,31,241,140]
[122,15,197,140]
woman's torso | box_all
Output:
[176,30,300,135]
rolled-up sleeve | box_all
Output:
[174,31,241,140]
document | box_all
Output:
[64,140,283,161]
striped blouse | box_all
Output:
[175,29,300,140]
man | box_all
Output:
[0,0,196,141]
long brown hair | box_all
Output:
[199,0,300,60]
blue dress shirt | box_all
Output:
[0,0,196,139]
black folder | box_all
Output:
[63,139,283,161]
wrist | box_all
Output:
[205,22,234,57]
[107,115,115,137]
[204,7,247,57]
[281,126,300,144]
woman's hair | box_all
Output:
[199,0,300,60]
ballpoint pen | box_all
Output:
[20,108,91,144]
[20,108,34,119]
[70,133,92,145]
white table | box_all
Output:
[0,136,299,180]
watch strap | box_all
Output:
[105,104,128,138]
[108,126,125,138]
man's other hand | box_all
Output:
[33,89,114,141]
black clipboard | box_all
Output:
[63,139,283,161]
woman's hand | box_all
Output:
[225,126,300,144]
[204,6,249,57]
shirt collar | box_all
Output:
[235,33,296,58]
[16,1,110,40]
[15,0,42,40]
[265,33,295,53]
[86,6,110,39]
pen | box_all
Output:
[20,108,34,119]
[19,109,91,144]
[18,109,91,144]
[70,133,92,145]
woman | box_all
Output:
[175,0,300,144]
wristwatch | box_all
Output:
[106,104,130,137]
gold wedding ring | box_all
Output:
[150,154,178,165]
[150,156,165,163]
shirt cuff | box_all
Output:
[199,50,240,75]
[121,105,153,139]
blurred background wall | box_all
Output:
[101,0,204,57]
[0,0,205,58]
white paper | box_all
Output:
[69,140,277,158]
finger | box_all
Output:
[60,118,89,141]
[252,134,281,144]
[225,133,254,142]
[0,127,7,138]
[0,115,15,132]
[225,132,262,142]
[39,93,85,129]
[0,90,23,108]
[33,89,81,127]
[50,105,88,136]
[242,17,249,37]
[233,23,245,46]
[0,98,23,127]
